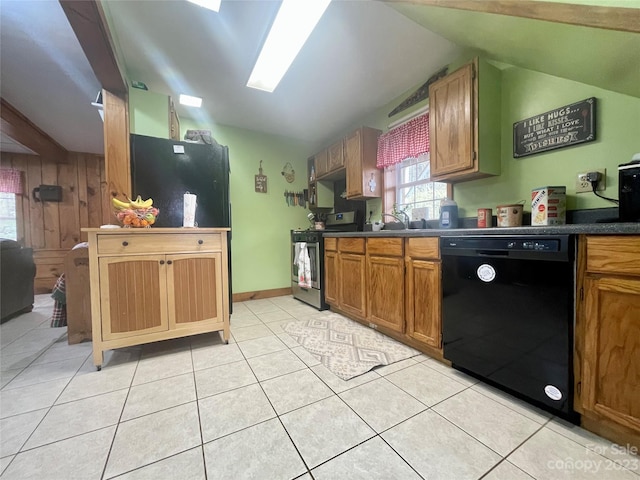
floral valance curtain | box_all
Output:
[0,168,24,194]
[376,113,430,169]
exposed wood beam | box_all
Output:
[386,0,640,33]
[59,0,127,94]
[0,98,68,159]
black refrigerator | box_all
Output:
[130,133,232,305]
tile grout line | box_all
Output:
[236,329,315,479]
[11,351,91,458]
[190,340,209,480]
[99,348,143,480]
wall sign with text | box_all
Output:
[513,97,596,158]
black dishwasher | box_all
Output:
[441,235,578,422]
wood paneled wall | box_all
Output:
[1,152,107,292]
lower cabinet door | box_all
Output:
[406,259,441,348]
[367,255,404,332]
[99,255,168,341]
[168,253,223,329]
[582,275,640,431]
[340,253,366,319]
[324,251,339,305]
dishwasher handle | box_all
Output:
[477,250,509,256]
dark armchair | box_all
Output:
[1,239,36,322]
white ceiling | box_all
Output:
[0,0,460,155]
[2,1,636,157]
[106,0,460,145]
[0,0,104,154]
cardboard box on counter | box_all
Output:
[532,186,566,225]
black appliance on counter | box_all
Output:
[291,211,360,310]
[441,235,578,422]
[130,134,232,303]
[619,158,640,222]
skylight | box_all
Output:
[179,94,203,107]
[186,0,221,13]
[247,0,331,93]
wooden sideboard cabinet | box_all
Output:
[85,228,230,369]
[575,235,640,447]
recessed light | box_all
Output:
[179,94,203,108]
[186,0,221,13]
[247,0,331,93]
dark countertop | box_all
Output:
[323,222,640,237]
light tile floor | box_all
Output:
[1,294,638,479]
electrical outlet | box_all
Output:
[576,169,606,193]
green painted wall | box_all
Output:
[454,65,640,217]
[180,118,313,294]
[129,88,170,139]
[355,58,640,220]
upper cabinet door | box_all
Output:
[345,126,382,200]
[429,63,474,178]
[328,139,345,172]
[345,128,362,198]
[316,148,329,177]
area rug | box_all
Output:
[283,313,421,380]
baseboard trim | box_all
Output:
[232,287,292,303]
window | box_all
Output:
[394,153,448,221]
[0,192,18,240]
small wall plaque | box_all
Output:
[255,160,267,193]
[513,97,596,158]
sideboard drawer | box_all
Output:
[97,233,221,255]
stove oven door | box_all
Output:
[291,234,321,290]
[291,240,299,283]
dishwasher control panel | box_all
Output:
[441,236,572,261]
[514,240,559,251]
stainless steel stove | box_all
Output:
[291,211,360,309]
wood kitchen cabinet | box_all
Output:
[315,148,329,178]
[338,238,367,320]
[575,235,640,447]
[405,238,442,349]
[328,139,345,173]
[324,238,338,305]
[429,57,501,182]
[307,156,333,208]
[85,228,230,369]
[345,126,382,200]
[324,234,444,359]
[367,238,404,333]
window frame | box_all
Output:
[383,155,452,219]
[0,192,19,241]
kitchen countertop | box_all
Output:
[323,222,640,237]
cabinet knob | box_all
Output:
[122,241,129,247]
[159,260,165,265]
[167,260,173,265]
[198,239,204,245]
